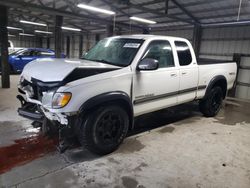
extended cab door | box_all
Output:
[133,40,179,116]
[174,41,199,103]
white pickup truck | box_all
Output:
[17,35,237,154]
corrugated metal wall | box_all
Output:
[235,56,250,100]
[200,25,250,61]
[10,36,37,48]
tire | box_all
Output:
[77,105,129,155]
[199,86,223,117]
[41,118,58,136]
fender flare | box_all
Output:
[79,91,134,129]
[204,75,227,99]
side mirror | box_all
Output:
[137,58,159,71]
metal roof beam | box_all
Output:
[171,0,200,24]
[0,0,143,30]
[202,19,250,28]
[198,11,250,22]
[10,9,105,31]
[120,0,228,10]
[126,2,194,24]
[137,1,250,19]
[117,1,250,26]
[101,0,130,17]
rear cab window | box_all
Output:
[174,41,192,66]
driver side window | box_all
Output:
[142,40,174,68]
[21,50,32,56]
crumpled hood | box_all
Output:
[21,58,120,82]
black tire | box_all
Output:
[77,105,129,155]
[199,86,223,117]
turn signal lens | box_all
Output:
[52,92,72,108]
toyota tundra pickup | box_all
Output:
[17,35,237,155]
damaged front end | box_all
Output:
[17,77,76,153]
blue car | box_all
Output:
[6,48,65,72]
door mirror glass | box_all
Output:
[137,58,159,71]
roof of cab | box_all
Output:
[106,34,187,41]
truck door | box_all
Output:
[174,41,199,103]
[133,40,179,116]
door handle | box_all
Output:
[181,72,187,75]
[170,72,177,77]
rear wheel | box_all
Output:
[199,86,223,117]
[77,105,129,155]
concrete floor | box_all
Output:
[0,75,250,188]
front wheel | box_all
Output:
[199,86,223,117]
[77,105,129,155]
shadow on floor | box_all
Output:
[128,102,201,137]
[64,102,202,163]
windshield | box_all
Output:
[9,49,26,55]
[82,38,144,67]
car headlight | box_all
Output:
[52,92,72,109]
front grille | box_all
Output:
[20,79,43,101]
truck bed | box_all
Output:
[197,58,235,65]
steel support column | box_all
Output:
[37,36,43,48]
[66,36,70,58]
[143,28,150,34]
[46,37,50,49]
[0,5,10,88]
[228,54,241,97]
[79,35,83,58]
[192,24,202,56]
[54,15,63,58]
[95,34,100,44]
[86,33,90,51]
[106,24,113,37]
[165,0,169,14]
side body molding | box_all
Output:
[79,91,134,129]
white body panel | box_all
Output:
[196,63,237,99]
[133,67,179,116]
[18,35,237,123]
[22,58,120,82]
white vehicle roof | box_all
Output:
[106,34,187,41]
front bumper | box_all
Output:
[17,87,69,125]
[17,95,44,122]
[17,94,77,153]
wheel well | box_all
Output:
[101,99,134,130]
[81,99,134,131]
[211,79,227,99]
